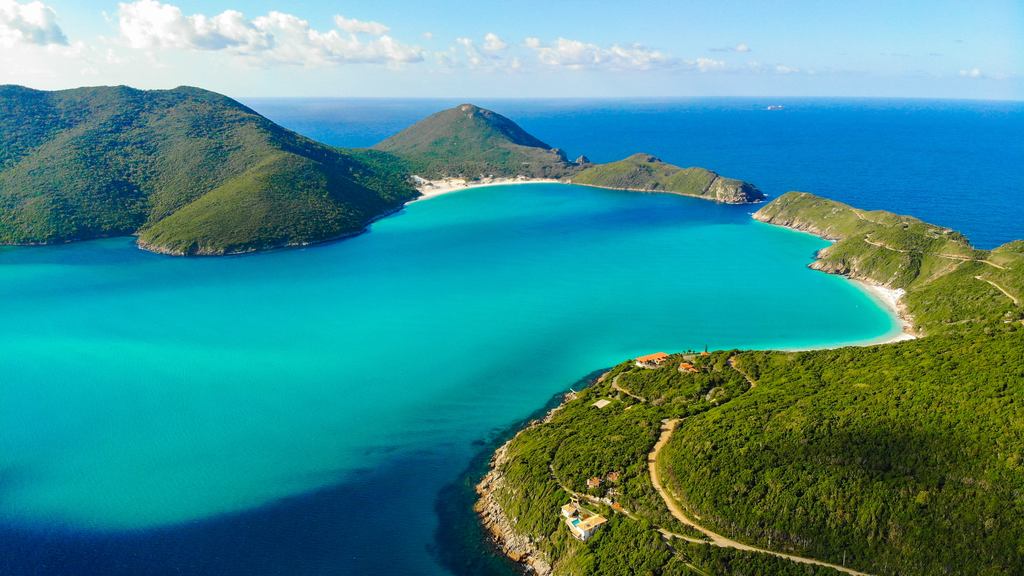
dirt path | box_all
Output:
[861,237,1008,271]
[648,419,873,576]
[976,276,1020,305]
[939,254,1008,270]
[862,237,910,253]
[727,356,757,388]
[611,374,647,403]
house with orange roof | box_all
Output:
[679,362,698,373]
[635,352,669,368]
[561,501,608,541]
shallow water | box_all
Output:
[0,183,898,574]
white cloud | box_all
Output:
[527,37,673,71]
[422,31,433,40]
[455,36,483,67]
[959,67,983,78]
[695,57,725,72]
[774,64,800,74]
[482,32,506,52]
[334,15,388,36]
[450,34,517,70]
[116,1,423,66]
[711,42,751,53]
[0,0,66,46]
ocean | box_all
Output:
[0,99,1020,576]
[249,97,1024,249]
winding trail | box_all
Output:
[648,419,873,576]
[727,356,758,389]
[976,276,1020,306]
[610,374,647,403]
[862,236,1008,270]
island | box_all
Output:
[0,86,762,255]
[477,193,1023,575]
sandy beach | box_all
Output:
[850,279,918,344]
[411,176,562,201]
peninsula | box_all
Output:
[478,193,1023,576]
[0,87,762,255]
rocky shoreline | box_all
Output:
[474,387,585,575]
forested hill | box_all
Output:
[0,85,416,255]
[373,103,578,179]
[2,91,766,255]
[374,103,763,203]
[755,191,1024,333]
[571,153,765,204]
[483,193,1023,576]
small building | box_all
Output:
[568,514,608,541]
[561,502,608,541]
[592,399,612,409]
[586,476,602,489]
[679,362,698,373]
[635,352,669,369]
[606,471,621,483]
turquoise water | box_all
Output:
[0,183,898,574]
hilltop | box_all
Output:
[1,91,766,255]
[572,153,765,204]
[373,103,577,180]
[0,85,416,255]
[482,193,1023,576]
[375,104,762,204]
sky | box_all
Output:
[0,0,1021,100]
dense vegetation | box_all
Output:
[0,85,416,254]
[373,103,577,180]
[2,89,765,254]
[487,193,1024,575]
[490,352,840,575]
[661,330,1024,576]
[572,153,765,204]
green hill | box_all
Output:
[755,192,1023,333]
[373,103,576,179]
[0,85,416,255]
[482,192,1024,576]
[571,153,765,204]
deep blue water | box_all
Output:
[248,98,1024,249]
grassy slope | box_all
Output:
[755,192,1024,333]
[373,103,575,179]
[572,153,765,204]
[0,85,416,254]
[492,192,1024,575]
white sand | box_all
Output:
[850,279,918,344]
[411,176,562,202]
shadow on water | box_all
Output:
[432,367,608,576]
[1,456,455,576]
[0,368,607,576]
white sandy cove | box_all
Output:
[410,175,916,348]
[851,280,918,344]
[411,175,562,201]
